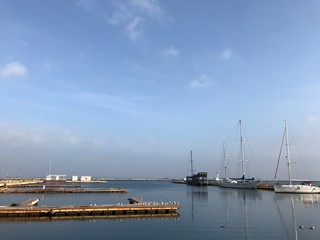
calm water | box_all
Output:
[1,180,319,240]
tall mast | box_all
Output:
[190,150,194,176]
[284,120,292,185]
[223,143,227,179]
[48,159,52,176]
[239,120,246,179]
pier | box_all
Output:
[0,199,180,220]
[0,188,127,194]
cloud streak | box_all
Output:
[188,74,214,88]
[107,0,170,40]
[161,46,178,57]
[76,0,98,12]
[72,92,146,115]
[0,62,28,78]
[221,47,233,60]
[0,123,109,149]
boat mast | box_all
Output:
[223,143,227,179]
[48,159,52,176]
[284,120,293,185]
[239,120,246,179]
[190,150,194,176]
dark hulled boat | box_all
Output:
[186,151,208,186]
[186,172,208,186]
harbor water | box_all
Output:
[0,180,319,240]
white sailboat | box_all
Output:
[273,120,320,193]
[219,120,258,189]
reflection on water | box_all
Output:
[1,181,320,240]
[186,185,208,221]
[274,194,320,240]
[218,189,261,240]
[186,185,208,205]
[274,193,320,207]
[219,188,262,201]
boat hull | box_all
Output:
[186,172,208,186]
[219,181,258,189]
[186,178,208,186]
[274,184,320,193]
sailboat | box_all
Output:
[273,120,320,193]
[219,120,258,189]
[186,151,208,186]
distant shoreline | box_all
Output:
[0,177,175,182]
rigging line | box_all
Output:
[289,126,311,180]
[223,122,239,145]
[242,125,258,178]
[274,127,286,182]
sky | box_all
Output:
[1,0,320,180]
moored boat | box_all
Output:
[186,151,208,186]
[219,120,258,189]
[219,176,257,189]
[273,121,320,194]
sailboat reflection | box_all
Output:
[186,185,208,221]
[275,194,320,207]
[220,189,260,240]
[275,194,320,240]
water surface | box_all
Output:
[1,180,319,240]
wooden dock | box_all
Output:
[0,199,180,220]
[257,182,274,190]
[0,212,180,222]
[0,188,127,194]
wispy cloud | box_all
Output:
[76,0,98,12]
[307,115,319,124]
[125,16,143,40]
[0,62,28,78]
[0,123,46,147]
[130,0,167,23]
[72,92,145,114]
[220,47,245,65]
[107,0,170,40]
[0,122,106,149]
[221,47,233,60]
[161,46,178,57]
[302,115,320,138]
[188,74,214,88]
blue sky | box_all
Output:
[1,0,320,179]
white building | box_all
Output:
[72,176,79,182]
[80,176,92,182]
[46,174,67,181]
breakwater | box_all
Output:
[0,188,127,194]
